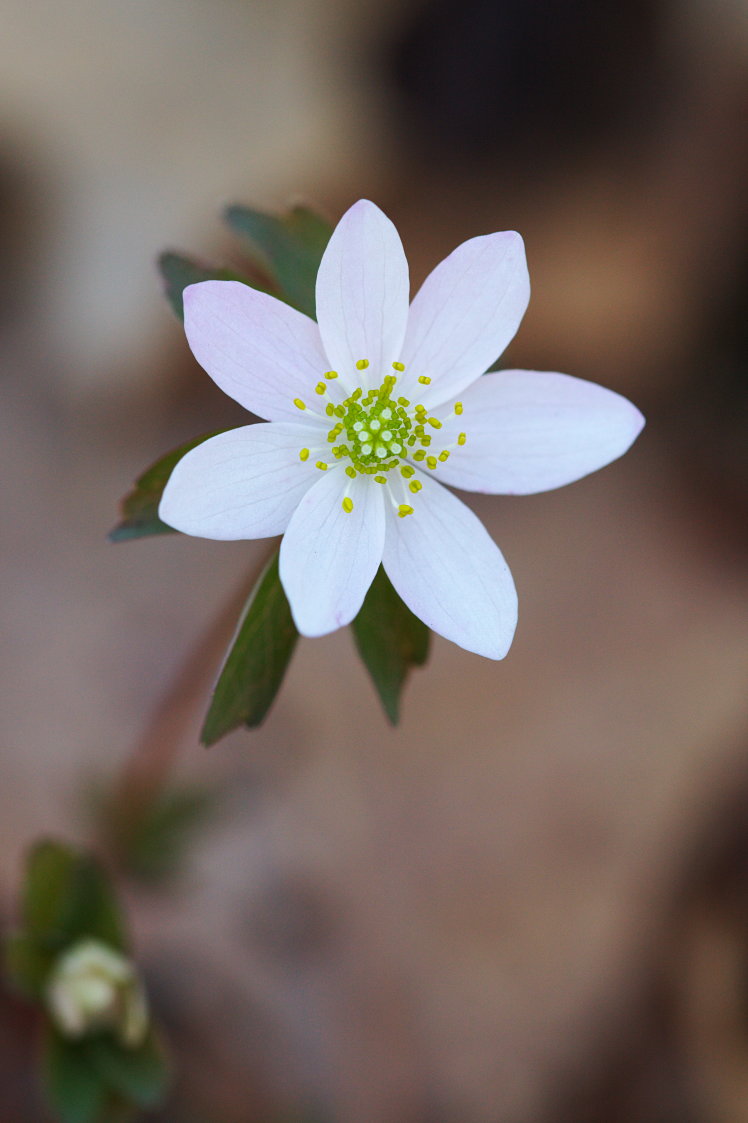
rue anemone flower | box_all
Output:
[160,200,644,658]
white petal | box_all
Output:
[183,281,329,422]
[315,200,409,387]
[382,473,517,659]
[399,231,530,407]
[279,469,385,636]
[437,370,645,495]
[159,422,320,539]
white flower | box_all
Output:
[46,939,149,1047]
[160,200,644,658]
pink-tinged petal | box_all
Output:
[183,281,329,422]
[279,469,385,636]
[159,422,319,539]
[399,231,530,407]
[382,473,517,659]
[315,200,409,387]
[437,370,645,495]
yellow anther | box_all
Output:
[342,497,354,513]
[315,382,327,395]
[398,504,414,518]
[438,450,450,461]
[409,480,422,493]
[352,388,362,400]
[454,401,463,415]
[374,475,387,484]
[345,466,357,479]
[334,405,345,417]
[413,449,426,461]
[392,361,405,372]
[421,435,432,446]
[325,403,335,416]
[458,432,467,446]
[398,397,410,407]
[299,448,310,461]
[293,398,306,411]
[428,417,442,429]
[417,375,432,385]
[315,460,328,471]
[426,456,438,470]
[356,359,370,370]
[400,465,415,478]
[324,370,338,379]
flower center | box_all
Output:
[293,360,467,516]
[338,373,408,472]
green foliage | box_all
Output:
[4,931,51,998]
[42,1030,169,1123]
[352,566,430,723]
[6,841,127,999]
[201,552,298,744]
[109,432,224,542]
[85,1032,170,1108]
[223,204,332,318]
[43,1031,109,1123]
[99,784,219,885]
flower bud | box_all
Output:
[46,939,148,1047]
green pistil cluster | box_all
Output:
[294,360,467,516]
[332,374,409,473]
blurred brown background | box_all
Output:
[2,1,748,1120]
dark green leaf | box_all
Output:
[22,840,127,956]
[4,931,51,997]
[109,431,225,543]
[201,552,298,744]
[157,252,258,321]
[352,566,430,724]
[112,786,218,885]
[223,204,332,318]
[42,1031,109,1123]
[87,1032,170,1109]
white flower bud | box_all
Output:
[46,939,148,1047]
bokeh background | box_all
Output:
[2,1,748,1120]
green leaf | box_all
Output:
[87,1032,170,1109]
[4,931,51,997]
[22,841,127,957]
[223,204,332,318]
[201,552,298,744]
[109,431,225,543]
[42,1031,109,1123]
[110,786,218,885]
[157,252,258,321]
[351,566,430,724]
